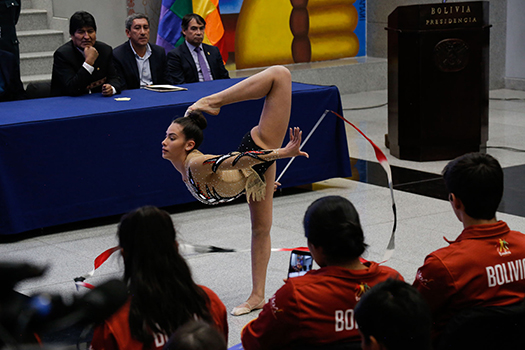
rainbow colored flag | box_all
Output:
[156,0,225,58]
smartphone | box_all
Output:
[287,249,313,278]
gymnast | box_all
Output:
[161,65,308,316]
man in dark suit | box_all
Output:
[51,11,121,97]
[0,0,21,62]
[0,48,25,102]
[166,13,229,85]
[113,13,167,90]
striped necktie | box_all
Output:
[195,46,212,81]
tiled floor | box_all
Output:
[2,88,525,348]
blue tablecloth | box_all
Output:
[0,79,351,235]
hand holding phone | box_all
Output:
[288,250,313,278]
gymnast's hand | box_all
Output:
[185,97,221,117]
[279,127,309,159]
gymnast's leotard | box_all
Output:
[183,141,279,205]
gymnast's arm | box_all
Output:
[190,127,308,173]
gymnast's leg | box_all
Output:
[189,66,292,315]
[187,65,292,149]
[236,163,277,315]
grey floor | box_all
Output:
[3,89,525,348]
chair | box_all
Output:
[25,81,51,99]
[436,298,525,350]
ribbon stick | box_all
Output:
[276,110,329,183]
[276,109,397,262]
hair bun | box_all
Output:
[187,111,207,131]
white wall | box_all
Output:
[44,0,523,88]
[51,0,128,48]
[506,0,525,79]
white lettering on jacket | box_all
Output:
[486,259,525,287]
[335,309,357,332]
[153,333,169,348]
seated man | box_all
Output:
[413,152,525,339]
[51,11,121,97]
[355,279,432,350]
[0,48,25,102]
[0,0,21,62]
[113,13,167,90]
[166,13,229,85]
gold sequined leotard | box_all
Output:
[183,149,279,205]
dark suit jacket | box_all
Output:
[0,49,25,102]
[113,41,167,90]
[0,0,21,60]
[166,42,229,84]
[51,40,121,97]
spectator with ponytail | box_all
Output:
[90,206,228,350]
[241,195,403,349]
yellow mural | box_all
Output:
[235,0,359,69]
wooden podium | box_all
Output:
[387,1,490,161]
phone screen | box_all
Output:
[288,250,313,278]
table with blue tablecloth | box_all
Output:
[0,79,351,235]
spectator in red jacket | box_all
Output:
[241,195,403,349]
[413,152,525,339]
[90,206,228,350]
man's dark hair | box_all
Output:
[181,13,206,32]
[125,13,150,31]
[69,11,97,36]
[442,152,503,220]
[355,279,432,350]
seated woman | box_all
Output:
[161,65,308,316]
[90,206,228,350]
[241,195,404,349]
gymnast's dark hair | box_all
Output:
[117,206,212,345]
[303,196,367,263]
[173,111,207,150]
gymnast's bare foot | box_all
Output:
[185,97,221,117]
